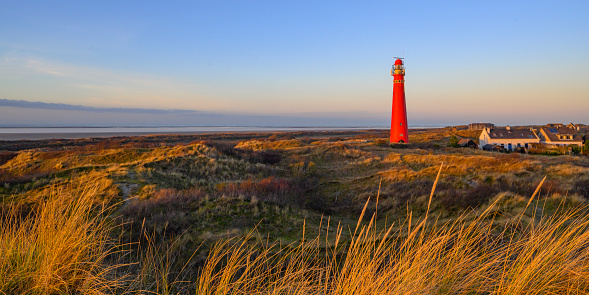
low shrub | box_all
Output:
[216,176,305,207]
[250,149,282,165]
[120,188,207,236]
[574,179,589,199]
[439,184,500,210]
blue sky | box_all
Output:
[1,0,588,126]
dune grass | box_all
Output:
[0,181,118,295]
[3,165,589,294]
[192,171,589,295]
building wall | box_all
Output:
[479,129,539,151]
[479,129,490,148]
[487,138,539,151]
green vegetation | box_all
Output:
[571,144,582,155]
[448,135,459,147]
[1,128,589,294]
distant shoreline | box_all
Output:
[0,126,443,141]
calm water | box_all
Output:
[0,126,389,141]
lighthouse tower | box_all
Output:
[390,58,408,143]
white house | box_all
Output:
[479,126,540,151]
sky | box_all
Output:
[1,0,588,127]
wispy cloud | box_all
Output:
[0,55,215,109]
[0,98,200,114]
[6,55,192,88]
[0,99,388,127]
[24,58,67,76]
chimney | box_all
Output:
[506,125,511,131]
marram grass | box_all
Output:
[3,166,589,294]
[193,171,589,295]
[0,181,117,295]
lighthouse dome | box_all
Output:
[394,59,403,65]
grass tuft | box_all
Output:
[0,181,117,295]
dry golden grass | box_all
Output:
[0,143,215,181]
[4,144,589,294]
[378,152,546,183]
[0,179,118,295]
[235,139,301,150]
[546,163,589,177]
[18,170,119,204]
[407,129,449,143]
[192,171,589,295]
[455,129,481,138]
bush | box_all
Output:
[570,144,582,155]
[121,188,206,236]
[448,135,459,148]
[216,177,305,207]
[574,179,589,199]
[382,180,434,205]
[439,184,500,210]
[252,150,282,165]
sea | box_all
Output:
[0,126,394,141]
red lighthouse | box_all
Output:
[390,58,408,143]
